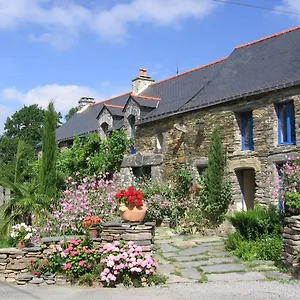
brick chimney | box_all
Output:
[78,97,95,110]
[132,68,154,94]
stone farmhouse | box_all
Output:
[56,26,300,212]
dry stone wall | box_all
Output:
[282,215,300,278]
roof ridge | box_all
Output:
[104,104,124,109]
[235,25,300,50]
[90,91,131,106]
[149,57,227,86]
[131,93,160,101]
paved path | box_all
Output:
[1,281,300,300]
[154,228,292,283]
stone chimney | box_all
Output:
[78,97,95,110]
[132,68,154,94]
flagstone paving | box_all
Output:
[154,228,292,284]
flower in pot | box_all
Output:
[115,186,147,222]
[10,223,37,249]
[82,216,103,238]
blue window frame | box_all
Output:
[241,111,253,150]
[277,102,295,145]
[276,164,284,213]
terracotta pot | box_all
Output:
[16,241,28,249]
[120,204,148,222]
[88,228,98,239]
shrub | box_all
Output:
[227,205,283,240]
[170,165,193,198]
[201,125,232,225]
[144,194,171,222]
[225,232,282,262]
[40,174,118,236]
[99,240,163,287]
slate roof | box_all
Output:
[56,93,130,142]
[56,26,300,141]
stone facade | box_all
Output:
[282,215,300,278]
[120,86,300,211]
[98,108,114,139]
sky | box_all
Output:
[0,0,300,133]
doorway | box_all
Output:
[235,168,256,210]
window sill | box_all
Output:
[241,148,254,151]
[277,143,296,146]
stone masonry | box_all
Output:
[120,86,300,211]
[101,222,155,253]
[282,215,300,278]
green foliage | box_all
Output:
[284,191,300,209]
[225,232,282,262]
[77,273,98,286]
[170,164,193,198]
[57,130,129,178]
[3,104,46,147]
[40,102,57,199]
[202,125,232,225]
[227,205,283,240]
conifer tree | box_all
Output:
[40,102,57,199]
[202,125,232,225]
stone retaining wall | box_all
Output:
[101,222,155,253]
[0,223,156,285]
[282,215,300,278]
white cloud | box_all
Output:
[1,84,102,113]
[276,0,300,17]
[0,0,217,47]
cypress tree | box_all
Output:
[40,102,57,198]
[203,125,231,225]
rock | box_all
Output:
[144,222,156,227]
[176,261,212,268]
[41,235,84,244]
[17,281,26,285]
[0,275,6,282]
[167,274,196,284]
[201,263,247,273]
[173,241,197,249]
[160,244,178,253]
[6,277,16,283]
[156,264,174,275]
[17,273,34,281]
[45,280,56,285]
[103,222,123,227]
[7,262,27,271]
[0,248,24,255]
[173,255,209,262]
[56,278,68,285]
[42,274,56,280]
[178,246,210,256]
[29,277,44,284]
[209,257,237,264]
[265,271,292,280]
[0,254,7,259]
[208,251,231,257]
[7,273,17,278]
[122,232,152,241]
[207,272,266,282]
[23,247,41,252]
[180,268,203,280]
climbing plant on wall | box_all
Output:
[57,130,130,178]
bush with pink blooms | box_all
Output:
[40,174,119,236]
[99,240,166,287]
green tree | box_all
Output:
[3,104,45,147]
[39,102,57,199]
[65,107,78,121]
[202,125,232,225]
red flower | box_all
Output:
[115,186,144,208]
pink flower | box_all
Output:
[79,261,85,267]
[63,263,72,270]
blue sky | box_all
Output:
[0,0,300,133]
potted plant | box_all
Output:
[82,216,103,238]
[115,186,147,222]
[10,223,36,249]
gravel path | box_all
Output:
[1,281,300,300]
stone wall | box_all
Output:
[0,224,155,285]
[123,86,300,211]
[101,222,155,253]
[282,215,300,278]
[0,186,10,206]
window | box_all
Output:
[101,122,109,137]
[197,166,207,176]
[128,115,136,138]
[241,111,253,150]
[132,166,151,180]
[155,133,164,153]
[277,102,295,145]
